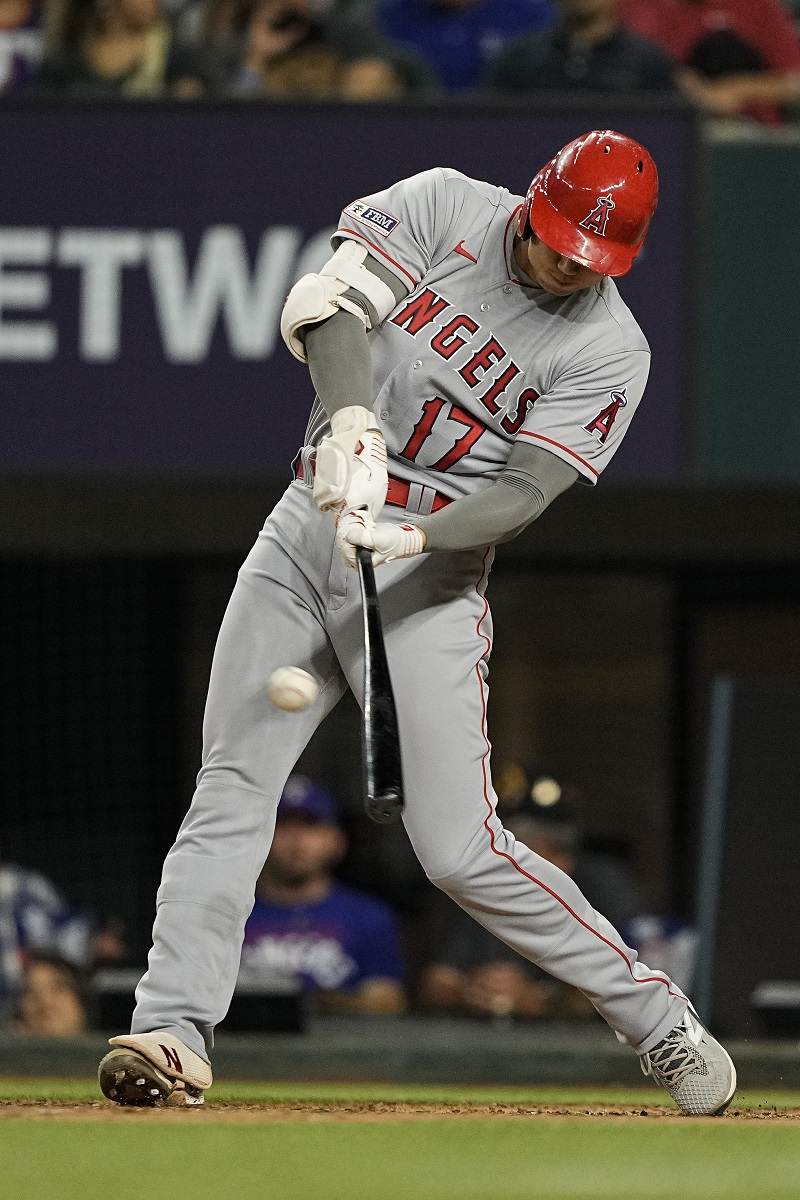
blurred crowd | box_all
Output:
[1,767,696,1037]
[0,0,799,122]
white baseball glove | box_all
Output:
[313,405,387,522]
[340,517,427,568]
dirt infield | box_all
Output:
[2,1099,799,1124]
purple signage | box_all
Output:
[1,104,693,479]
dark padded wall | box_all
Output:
[707,676,800,1035]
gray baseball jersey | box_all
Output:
[296,167,650,507]
[130,167,689,1069]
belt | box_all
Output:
[295,457,452,515]
[385,476,452,513]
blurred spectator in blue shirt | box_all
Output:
[240,776,406,1013]
[0,0,44,91]
[378,0,554,93]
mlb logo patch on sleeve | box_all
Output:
[345,201,400,237]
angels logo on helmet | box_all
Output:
[578,193,616,237]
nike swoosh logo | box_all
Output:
[453,240,478,264]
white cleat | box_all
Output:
[98,1031,213,1107]
[640,1008,737,1115]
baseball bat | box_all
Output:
[356,546,405,825]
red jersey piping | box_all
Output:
[517,430,600,478]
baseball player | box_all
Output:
[99,130,736,1115]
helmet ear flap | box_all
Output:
[519,196,533,241]
[520,166,547,241]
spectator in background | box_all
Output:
[226,0,398,97]
[1,850,125,1027]
[488,0,675,95]
[618,0,800,123]
[225,0,436,98]
[418,770,641,1020]
[239,775,406,1013]
[494,767,643,931]
[36,0,220,97]
[0,855,91,1019]
[377,0,554,93]
[13,952,91,1037]
[0,0,44,91]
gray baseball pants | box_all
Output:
[132,482,687,1060]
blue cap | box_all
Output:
[277,775,338,825]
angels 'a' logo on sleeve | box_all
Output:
[578,193,615,237]
[344,201,400,237]
[584,388,627,444]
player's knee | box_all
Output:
[418,847,481,894]
[416,816,517,894]
[409,808,494,887]
[410,822,488,890]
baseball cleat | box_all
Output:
[98,1031,212,1107]
[640,1008,737,1115]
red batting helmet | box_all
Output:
[519,130,659,277]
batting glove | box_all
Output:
[342,518,427,568]
[313,406,387,523]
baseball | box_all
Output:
[267,666,320,712]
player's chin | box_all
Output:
[542,276,583,296]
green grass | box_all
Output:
[1,1079,799,1200]
[1,1075,799,1109]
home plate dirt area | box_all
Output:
[2,1092,800,1123]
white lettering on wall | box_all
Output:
[147,226,301,362]
[0,229,56,359]
[58,231,144,361]
[0,224,335,363]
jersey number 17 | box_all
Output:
[399,398,484,471]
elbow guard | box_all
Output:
[280,240,398,363]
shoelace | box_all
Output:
[640,1029,705,1087]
